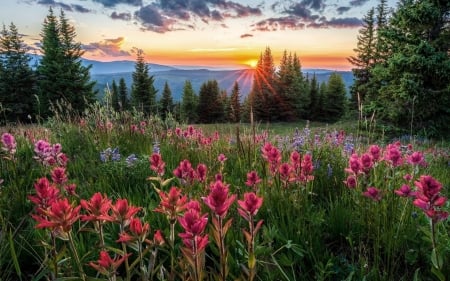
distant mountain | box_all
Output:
[27,54,354,100]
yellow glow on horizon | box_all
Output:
[245,59,258,68]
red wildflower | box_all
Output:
[89,250,131,276]
[245,171,262,189]
[203,180,236,218]
[363,187,382,201]
[407,151,427,167]
[117,217,150,243]
[394,184,416,198]
[238,192,263,221]
[345,153,362,175]
[178,208,208,237]
[196,163,207,183]
[150,153,165,176]
[360,153,373,174]
[32,198,81,233]
[413,175,448,222]
[154,186,187,222]
[51,167,68,185]
[384,144,403,167]
[28,177,60,209]
[111,198,141,226]
[80,192,114,222]
[279,163,293,183]
[343,175,357,189]
[173,159,197,185]
[369,145,381,162]
[153,229,165,246]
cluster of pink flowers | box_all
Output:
[1,133,16,158]
[173,159,208,185]
[412,175,448,223]
[149,153,166,177]
[178,200,209,256]
[168,125,220,148]
[33,140,68,167]
[261,142,314,187]
[130,121,147,134]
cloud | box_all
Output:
[349,0,370,7]
[110,11,132,21]
[337,6,351,15]
[252,17,305,32]
[83,37,131,57]
[300,0,325,11]
[240,33,253,38]
[308,17,362,28]
[36,0,91,13]
[92,0,142,7]
[135,4,176,33]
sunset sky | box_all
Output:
[1,0,396,70]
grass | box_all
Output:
[0,111,449,281]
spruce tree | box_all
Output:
[308,73,319,120]
[323,73,347,121]
[181,80,198,123]
[198,80,221,123]
[0,22,35,123]
[111,80,119,111]
[37,8,95,118]
[131,49,157,115]
[230,81,241,122]
[160,81,173,120]
[370,0,450,137]
[118,77,128,111]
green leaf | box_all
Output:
[413,268,420,281]
[8,229,22,281]
[248,253,256,269]
[431,266,445,281]
[431,248,443,270]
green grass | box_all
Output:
[0,114,449,281]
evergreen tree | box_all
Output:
[160,81,174,120]
[276,50,296,121]
[118,77,128,111]
[131,49,157,115]
[0,22,35,123]
[250,47,276,121]
[308,73,319,120]
[316,81,327,121]
[369,0,450,137]
[291,52,309,119]
[348,8,376,111]
[230,81,241,122]
[181,80,198,123]
[197,80,221,123]
[111,79,119,111]
[37,8,95,118]
[323,73,347,121]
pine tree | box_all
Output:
[316,81,327,121]
[111,80,119,111]
[230,81,241,122]
[118,77,128,111]
[37,8,95,118]
[0,22,35,123]
[250,47,276,121]
[160,81,174,120]
[370,0,450,137]
[131,49,157,115]
[181,80,198,123]
[308,74,319,120]
[323,73,347,121]
[198,80,221,123]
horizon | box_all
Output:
[2,0,397,71]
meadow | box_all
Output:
[0,107,449,281]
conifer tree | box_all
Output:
[323,73,347,121]
[316,81,327,121]
[37,8,95,118]
[230,81,241,122]
[181,80,198,123]
[0,22,35,123]
[198,80,221,123]
[160,81,174,120]
[118,77,128,111]
[131,49,157,115]
[111,79,120,111]
[308,74,319,120]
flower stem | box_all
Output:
[68,231,86,281]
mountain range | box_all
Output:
[29,55,354,101]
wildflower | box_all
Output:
[237,192,263,221]
[279,163,293,183]
[363,187,382,201]
[80,192,114,222]
[369,145,381,162]
[345,153,362,175]
[153,141,160,154]
[203,180,236,218]
[32,198,81,233]
[126,154,138,167]
[327,164,333,178]
[173,159,197,185]
[413,175,448,222]
[51,167,68,185]
[64,183,77,196]
[117,217,150,243]
[407,151,427,167]
[111,198,141,226]
[360,153,373,174]
[395,184,416,197]
[153,229,165,246]
[196,164,207,183]
[111,147,121,161]
[217,153,227,163]
[1,133,16,156]
[245,171,262,189]
[154,187,187,222]
[384,144,403,167]
[150,153,166,176]
[403,174,412,181]
[28,177,60,210]
[89,250,131,277]
[179,204,208,236]
[343,175,357,189]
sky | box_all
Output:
[1,0,397,70]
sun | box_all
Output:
[245,59,258,68]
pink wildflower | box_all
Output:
[394,184,416,197]
[344,175,357,189]
[363,187,382,201]
[203,180,236,218]
[245,171,262,189]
